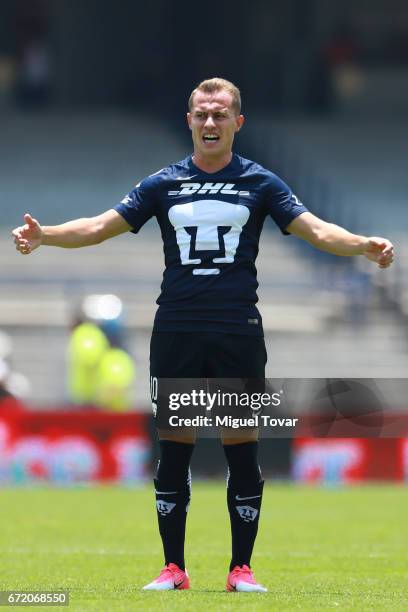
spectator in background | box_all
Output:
[323,22,363,109]
[0,329,31,403]
[324,23,359,67]
[16,39,52,108]
[96,346,136,412]
[67,320,109,408]
[15,0,52,108]
[67,300,136,411]
[0,56,16,108]
[0,359,26,413]
[0,359,12,401]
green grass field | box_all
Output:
[0,483,407,610]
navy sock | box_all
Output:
[223,442,264,571]
[155,440,194,570]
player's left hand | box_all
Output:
[363,237,394,268]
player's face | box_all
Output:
[187,90,244,160]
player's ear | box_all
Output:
[187,112,192,130]
[235,114,245,132]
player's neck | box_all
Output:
[192,152,233,174]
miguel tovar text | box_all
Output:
[168,415,299,428]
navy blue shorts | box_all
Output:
[150,331,267,379]
[149,332,267,432]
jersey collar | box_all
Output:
[188,153,240,178]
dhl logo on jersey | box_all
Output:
[168,183,250,196]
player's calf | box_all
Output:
[154,440,194,571]
[223,441,264,571]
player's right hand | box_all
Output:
[12,213,43,255]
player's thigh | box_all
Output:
[150,332,205,443]
[205,333,267,378]
[150,332,206,377]
[205,333,266,444]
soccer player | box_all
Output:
[12,78,394,593]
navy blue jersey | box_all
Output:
[114,154,308,336]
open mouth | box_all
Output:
[202,134,220,143]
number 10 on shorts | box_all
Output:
[150,376,158,417]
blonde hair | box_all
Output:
[188,77,241,115]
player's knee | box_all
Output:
[221,426,258,446]
[157,428,196,445]
[223,440,261,488]
[156,439,195,489]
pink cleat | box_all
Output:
[142,563,190,591]
[226,565,267,592]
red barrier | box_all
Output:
[293,438,407,484]
[0,408,150,484]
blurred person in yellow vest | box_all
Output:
[67,295,136,411]
[96,346,136,411]
[67,321,109,406]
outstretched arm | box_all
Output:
[286,212,394,268]
[12,210,131,255]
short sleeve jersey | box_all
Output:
[114,154,308,336]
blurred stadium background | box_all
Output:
[0,0,408,486]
